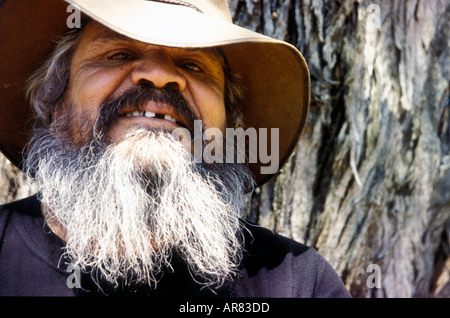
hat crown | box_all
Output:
[152,0,232,22]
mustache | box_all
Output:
[93,81,199,138]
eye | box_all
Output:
[107,52,133,60]
[182,62,203,72]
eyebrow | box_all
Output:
[90,30,221,63]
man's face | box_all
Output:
[58,21,227,146]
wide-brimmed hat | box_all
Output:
[0,0,309,186]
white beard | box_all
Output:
[25,127,253,289]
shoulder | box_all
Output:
[235,222,351,298]
[0,194,41,216]
[0,194,41,237]
[242,223,310,265]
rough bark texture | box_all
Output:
[231,0,449,297]
[0,0,448,297]
[0,155,37,205]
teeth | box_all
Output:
[164,114,176,123]
[124,111,176,123]
[126,111,144,117]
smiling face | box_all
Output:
[54,21,227,147]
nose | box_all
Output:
[130,50,187,91]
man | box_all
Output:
[0,0,350,297]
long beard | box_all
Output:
[24,126,253,290]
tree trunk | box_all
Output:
[0,0,448,297]
[0,155,37,204]
[230,0,449,297]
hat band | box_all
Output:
[151,0,203,13]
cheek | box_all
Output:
[48,102,91,148]
[190,83,226,131]
[67,67,129,110]
[51,67,131,146]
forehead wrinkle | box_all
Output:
[88,29,135,50]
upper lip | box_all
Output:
[117,101,193,131]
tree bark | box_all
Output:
[0,0,448,297]
[230,0,449,297]
[0,155,37,204]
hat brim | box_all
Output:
[0,0,309,187]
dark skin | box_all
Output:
[53,21,227,146]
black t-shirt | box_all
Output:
[0,195,351,297]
